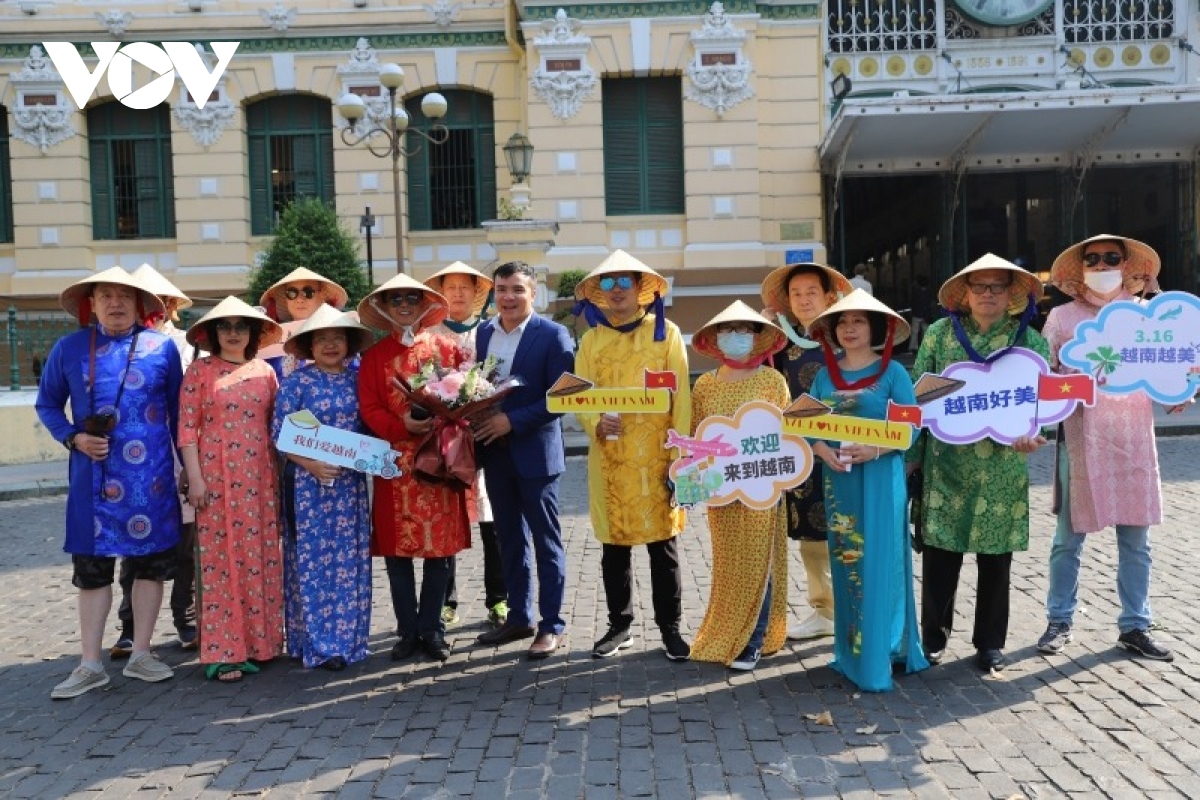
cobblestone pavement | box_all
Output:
[2,440,1200,799]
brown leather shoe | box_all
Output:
[527,632,560,660]
[476,622,536,646]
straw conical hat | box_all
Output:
[186,296,283,349]
[1050,234,1160,299]
[357,273,449,331]
[691,300,786,362]
[807,289,911,348]
[130,264,192,309]
[575,250,670,310]
[59,266,165,324]
[259,267,350,321]
[760,262,853,320]
[938,253,1043,315]
[424,262,493,319]
[284,304,375,359]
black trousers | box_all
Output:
[601,539,682,634]
[117,521,196,635]
[921,545,1013,652]
[444,522,507,610]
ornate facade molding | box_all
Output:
[529,9,597,120]
[684,2,754,117]
[173,45,236,147]
[336,38,390,130]
[9,45,77,154]
[424,0,461,28]
[97,10,134,37]
[260,1,297,32]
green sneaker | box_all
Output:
[487,601,509,627]
[441,606,460,626]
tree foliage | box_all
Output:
[247,198,372,308]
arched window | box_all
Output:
[405,89,496,231]
[0,110,11,243]
[247,94,335,235]
[87,103,175,240]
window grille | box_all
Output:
[406,90,496,232]
[87,103,175,240]
[0,111,11,243]
[247,95,335,235]
[1063,0,1174,43]
[827,0,938,53]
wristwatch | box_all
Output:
[64,432,78,450]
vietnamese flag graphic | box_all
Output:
[644,369,678,392]
[886,400,923,427]
[1037,372,1096,405]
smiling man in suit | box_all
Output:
[473,261,577,659]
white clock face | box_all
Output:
[955,0,1054,27]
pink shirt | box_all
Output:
[1044,296,1162,533]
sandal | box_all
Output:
[204,661,261,681]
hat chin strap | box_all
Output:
[816,317,896,391]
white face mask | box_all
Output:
[1083,270,1124,294]
[716,331,755,360]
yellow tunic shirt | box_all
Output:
[575,315,691,546]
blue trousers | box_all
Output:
[1047,451,1153,633]
[484,463,566,635]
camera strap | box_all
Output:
[88,325,143,419]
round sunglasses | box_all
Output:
[599,276,635,292]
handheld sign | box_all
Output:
[1058,290,1200,404]
[780,394,914,449]
[667,400,813,510]
[917,347,1088,446]
[546,371,672,414]
[276,409,402,478]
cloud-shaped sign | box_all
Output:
[1058,291,1200,405]
[920,347,1077,445]
[667,400,812,510]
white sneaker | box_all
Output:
[122,652,174,683]
[51,665,110,699]
[787,612,835,640]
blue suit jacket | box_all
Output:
[476,313,576,478]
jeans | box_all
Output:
[747,579,772,651]
[1047,452,1153,633]
[386,556,452,640]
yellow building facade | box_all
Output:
[0,0,827,334]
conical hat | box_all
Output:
[186,296,283,349]
[938,253,1043,315]
[284,304,375,359]
[576,250,670,310]
[259,267,351,321]
[807,289,911,348]
[691,300,786,362]
[760,262,853,320]
[58,266,165,325]
[1049,234,1161,299]
[357,273,449,331]
[130,264,192,309]
[424,261,493,319]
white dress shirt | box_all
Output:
[487,313,533,379]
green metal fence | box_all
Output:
[3,307,78,390]
[2,307,200,390]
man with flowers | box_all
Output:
[357,274,470,663]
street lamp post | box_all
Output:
[338,65,449,276]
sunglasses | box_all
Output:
[284,286,320,300]
[1082,252,1124,267]
[965,282,1012,296]
[216,320,251,334]
[599,276,635,292]
[387,291,425,307]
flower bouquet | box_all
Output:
[391,354,521,487]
